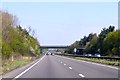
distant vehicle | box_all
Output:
[83,53,88,57]
[46,53,49,55]
[95,53,101,57]
[48,52,51,55]
[51,53,55,56]
[46,52,50,55]
[51,53,53,55]
[84,54,88,57]
[87,54,92,57]
[55,52,62,54]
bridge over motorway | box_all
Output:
[39,45,85,55]
[39,45,85,49]
[40,45,70,49]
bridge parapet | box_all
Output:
[40,46,70,49]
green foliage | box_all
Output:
[66,41,80,54]
[112,48,118,55]
[2,57,31,74]
[68,26,119,57]
[103,30,120,56]
[2,40,11,58]
[2,11,41,59]
[67,56,119,66]
[97,26,115,55]
[85,34,98,54]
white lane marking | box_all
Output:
[69,67,72,70]
[80,61,86,63]
[107,65,119,70]
[64,64,66,66]
[86,62,91,64]
[91,62,118,69]
[61,62,62,63]
[55,55,119,70]
[14,55,45,79]
[79,74,85,78]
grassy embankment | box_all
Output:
[2,54,43,74]
[2,57,31,74]
[64,56,119,66]
[1,11,42,74]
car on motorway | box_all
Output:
[45,52,50,55]
[83,53,88,57]
[83,53,92,57]
[84,54,88,57]
[46,52,49,55]
[51,53,55,56]
[95,53,101,57]
[87,54,92,57]
[55,52,62,54]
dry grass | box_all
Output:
[2,57,31,74]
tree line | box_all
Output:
[1,10,41,60]
[67,26,120,57]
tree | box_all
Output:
[1,11,41,59]
[98,26,115,55]
[67,41,80,54]
[103,30,120,56]
[85,33,98,54]
[80,36,87,47]
[87,33,94,42]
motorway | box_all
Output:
[3,55,119,79]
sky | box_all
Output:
[1,2,118,46]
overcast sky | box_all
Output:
[2,2,118,46]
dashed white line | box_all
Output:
[64,64,66,66]
[69,67,72,70]
[56,55,118,70]
[61,62,63,63]
[79,74,85,78]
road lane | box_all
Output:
[19,55,80,78]
[55,55,118,78]
[6,54,118,79]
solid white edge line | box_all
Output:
[14,55,45,79]
[79,74,85,78]
[55,55,119,70]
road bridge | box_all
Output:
[40,45,70,49]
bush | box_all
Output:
[2,40,11,58]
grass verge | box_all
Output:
[64,56,120,66]
[2,57,31,74]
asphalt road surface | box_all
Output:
[3,55,119,79]
[15,55,119,78]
